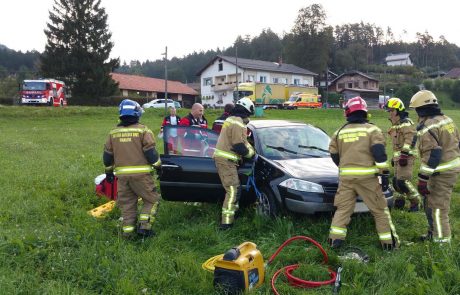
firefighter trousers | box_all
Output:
[393,159,420,204]
[215,158,240,225]
[329,177,399,247]
[425,172,459,242]
[117,174,160,234]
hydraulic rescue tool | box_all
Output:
[203,236,337,294]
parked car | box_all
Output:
[174,101,182,109]
[158,120,393,216]
[143,99,175,109]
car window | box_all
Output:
[256,125,330,160]
[157,100,164,104]
[163,126,218,158]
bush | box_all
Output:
[423,79,434,90]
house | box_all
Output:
[328,70,380,108]
[385,53,413,66]
[444,68,460,79]
[196,55,317,106]
[318,69,338,88]
[111,73,198,108]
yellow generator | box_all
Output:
[213,242,265,294]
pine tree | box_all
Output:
[40,0,119,102]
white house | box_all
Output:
[385,53,413,66]
[197,55,317,106]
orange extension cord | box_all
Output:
[267,236,337,295]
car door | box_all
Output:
[159,125,253,203]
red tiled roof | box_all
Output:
[110,73,198,95]
[445,68,460,79]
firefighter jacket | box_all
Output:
[388,117,417,159]
[213,116,254,162]
[417,114,460,177]
[104,123,158,176]
[330,123,389,178]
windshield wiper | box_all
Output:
[265,145,298,154]
[298,145,329,153]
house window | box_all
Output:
[348,82,353,88]
[259,76,267,83]
[218,59,223,71]
[247,75,255,82]
[293,78,300,85]
[354,81,359,88]
[363,81,369,89]
[203,77,212,86]
[338,83,345,89]
[272,77,279,83]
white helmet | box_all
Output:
[236,97,255,115]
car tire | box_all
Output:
[256,187,279,217]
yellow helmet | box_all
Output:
[385,97,405,112]
[409,90,438,108]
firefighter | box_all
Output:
[328,96,399,250]
[410,90,460,243]
[103,99,161,239]
[384,97,420,212]
[213,97,255,230]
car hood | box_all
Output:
[273,157,339,182]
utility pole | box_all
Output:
[162,46,168,116]
[325,67,329,108]
[235,44,239,102]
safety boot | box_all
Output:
[382,243,396,251]
[328,238,344,249]
[420,231,433,242]
[122,232,137,241]
[394,199,405,209]
[137,221,155,238]
[219,223,233,231]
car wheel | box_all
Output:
[48,98,53,106]
[256,187,279,217]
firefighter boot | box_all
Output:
[420,231,433,242]
[394,198,405,209]
[137,222,155,238]
[219,223,233,231]
[327,238,344,249]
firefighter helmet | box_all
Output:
[409,90,438,108]
[385,97,405,112]
[236,97,255,115]
[119,99,144,117]
[344,96,367,116]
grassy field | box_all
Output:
[1,106,459,295]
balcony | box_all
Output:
[212,82,236,91]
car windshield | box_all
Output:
[23,82,46,91]
[287,96,297,102]
[256,125,330,160]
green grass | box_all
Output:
[1,105,460,294]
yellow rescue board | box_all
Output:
[88,200,116,218]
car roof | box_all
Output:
[248,120,307,129]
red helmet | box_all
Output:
[344,96,367,116]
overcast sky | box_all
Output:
[1,0,458,63]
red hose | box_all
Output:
[267,236,337,295]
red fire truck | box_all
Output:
[20,79,68,106]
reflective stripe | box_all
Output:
[245,144,255,158]
[420,157,460,175]
[433,237,451,243]
[110,127,151,135]
[222,186,236,224]
[152,159,161,168]
[435,209,442,239]
[214,149,239,161]
[139,214,149,221]
[379,232,392,241]
[402,144,411,150]
[417,118,453,136]
[114,165,153,175]
[330,226,347,236]
[123,225,135,233]
[339,167,378,176]
[375,161,389,169]
[338,126,381,134]
[384,208,399,243]
[225,118,245,128]
[394,150,418,157]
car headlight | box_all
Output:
[279,178,324,193]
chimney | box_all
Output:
[278,56,283,66]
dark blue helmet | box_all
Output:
[119,99,144,118]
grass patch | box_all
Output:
[1,106,459,294]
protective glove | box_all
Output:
[105,172,115,184]
[380,170,390,191]
[417,174,430,195]
[398,152,409,167]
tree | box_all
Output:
[40,0,119,101]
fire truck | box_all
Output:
[20,79,67,106]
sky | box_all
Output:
[1,0,459,63]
